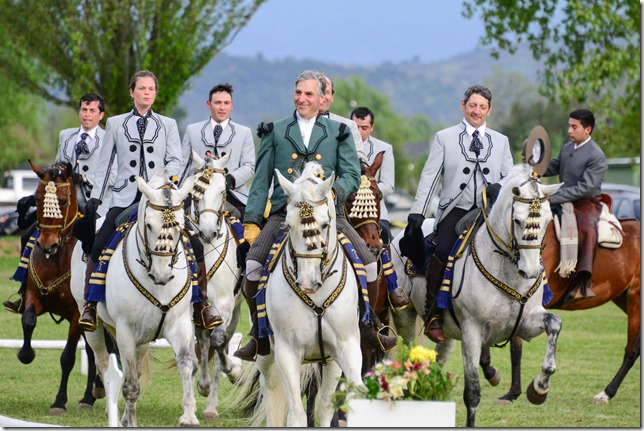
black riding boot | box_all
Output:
[423,255,446,343]
[193,261,223,330]
[3,282,26,314]
[233,278,269,361]
[360,280,398,353]
[79,257,98,332]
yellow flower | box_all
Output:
[409,345,437,364]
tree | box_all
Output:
[0,0,265,118]
[463,0,640,157]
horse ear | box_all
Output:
[370,151,385,175]
[178,175,196,202]
[320,172,335,198]
[29,159,45,179]
[192,151,204,170]
[541,182,563,196]
[275,169,294,197]
[135,176,154,198]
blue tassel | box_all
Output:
[437,289,451,310]
[12,232,38,283]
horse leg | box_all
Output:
[173,339,199,427]
[195,328,212,399]
[116,332,140,427]
[256,353,287,426]
[526,312,562,405]
[50,322,84,415]
[479,346,500,387]
[461,333,483,427]
[391,306,419,346]
[273,345,307,427]
[498,336,523,405]
[316,362,343,427]
[80,341,100,406]
[435,338,455,366]
[594,332,641,404]
[18,303,37,364]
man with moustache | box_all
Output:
[400,84,514,343]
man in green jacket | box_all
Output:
[233,70,398,361]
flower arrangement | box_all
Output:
[334,340,457,410]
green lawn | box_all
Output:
[0,235,639,427]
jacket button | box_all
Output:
[82,165,89,172]
[147,146,154,153]
[463,167,470,174]
[130,160,137,167]
[315,154,322,160]
[483,167,490,174]
[460,183,466,190]
[292,153,298,159]
[287,168,294,174]
[130,145,137,152]
[129,175,136,182]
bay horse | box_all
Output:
[252,162,365,427]
[16,160,101,414]
[188,152,244,421]
[70,172,199,427]
[496,216,640,405]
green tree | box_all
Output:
[0,0,265,118]
[463,0,640,157]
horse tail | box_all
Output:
[225,360,263,425]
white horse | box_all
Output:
[253,162,365,427]
[187,152,244,421]
[71,172,198,427]
[396,164,563,427]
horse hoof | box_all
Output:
[526,380,548,405]
[179,418,200,427]
[93,387,106,399]
[226,364,243,384]
[486,367,501,386]
[49,407,67,416]
[496,399,513,406]
[17,348,36,364]
[592,391,610,405]
[203,410,219,421]
[338,419,347,428]
[198,383,210,398]
[77,402,94,410]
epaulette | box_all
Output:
[256,121,274,138]
[337,123,350,142]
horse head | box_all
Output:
[190,151,231,242]
[30,160,77,257]
[490,164,562,278]
[346,151,385,256]
[136,172,195,285]
[276,162,336,294]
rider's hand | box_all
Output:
[83,198,101,217]
[243,223,261,245]
[71,172,85,184]
[399,213,426,268]
[225,174,236,190]
[236,241,250,271]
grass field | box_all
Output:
[0,234,639,427]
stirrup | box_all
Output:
[389,291,413,313]
[3,294,24,314]
[79,303,98,332]
[233,335,259,362]
[194,302,223,330]
[376,324,399,352]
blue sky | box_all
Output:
[223,0,486,65]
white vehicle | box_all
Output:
[0,169,39,207]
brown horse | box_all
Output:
[16,160,102,415]
[493,218,640,405]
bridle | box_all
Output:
[481,175,550,264]
[37,176,77,243]
[188,165,227,237]
[135,186,185,272]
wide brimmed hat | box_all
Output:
[522,125,551,176]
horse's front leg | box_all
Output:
[273,343,307,427]
[317,361,343,427]
[18,301,37,364]
[526,312,562,405]
[461,333,483,427]
[195,327,212,399]
[50,320,84,415]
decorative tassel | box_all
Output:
[348,176,378,219]
[43,181,63,219]
[522,199,542,240]
[299,202,322,250]
[437,287,451,310]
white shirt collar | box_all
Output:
[79,126,99,141]
[210,118,230,130]
[462,119,486,137]
[575,136,592,149]
[296,111,316,148]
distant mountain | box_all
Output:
[177,44,543,131]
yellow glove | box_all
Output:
[243,223,262,245]
[263,199,272,219]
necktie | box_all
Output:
[75,133,90,157]
[320,111,330,117]
[213,124,223,144]
[135,109,152,143]
[470,130,483,156]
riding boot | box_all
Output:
[193,261,224,330]
[388,288,412,312]
[360,280,398,353]
[564,271,595,303]
[233,278,270,361]
[3,282,27,314]
[79,258,98,332]
[422,255,446,344]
